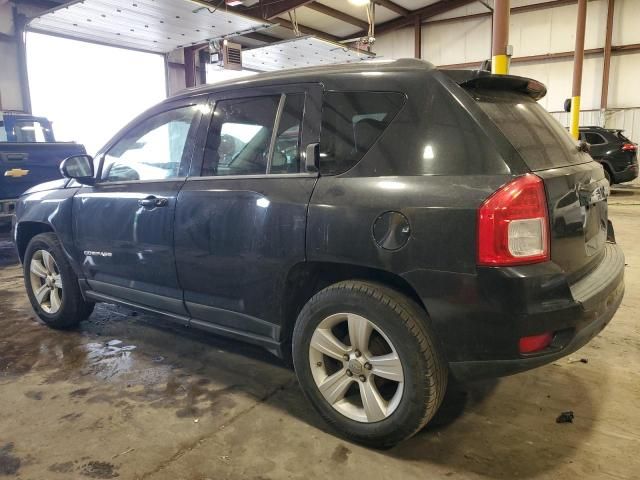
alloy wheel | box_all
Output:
[308,312,405,423]
[29,249,63,314]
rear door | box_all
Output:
[581,131,608,160]
[474,90,608,279]
[174,84,321,342]
[72,99,205,320]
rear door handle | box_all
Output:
[138,196,168,209]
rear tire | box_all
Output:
[604,166,613,185]
[24,233,94,329]
[292,280,447,447]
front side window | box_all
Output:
[319,91,405,175]
[203,96,280,177]
[102,105,200,182]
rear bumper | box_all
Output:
[404,243,625,381]
[613,163,638,184]
[449,274,623,379]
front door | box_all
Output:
[72,100,205,320]
[174,84,321,343]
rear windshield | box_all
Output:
[474,90,588,171]
[320,91,405,175]
[614,130,630,142]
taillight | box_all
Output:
[622,143,637,152]
[519,332,553,354]
[477,174,550,266]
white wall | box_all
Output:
[373,0,640,115]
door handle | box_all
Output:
[1,152,28,162]
[138,196,168,209]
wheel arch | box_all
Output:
[15,221,55,263]
[280,261,429,348]
[599,158,615,180]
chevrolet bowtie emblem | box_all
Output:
[4,168,30,178]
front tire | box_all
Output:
[24,233,94,329]
[292,280,447,447]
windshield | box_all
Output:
[474,90,589,171]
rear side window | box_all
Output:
[474,90,588,171]
[204,95,281,177]
[583,132,606,145]
[320,91,405,175]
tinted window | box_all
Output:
[203,96,280,177]
[102,105,200,182]
[271,94,305,174]
[583,132,606,145]
[320,91,405,175]
[475,90,588,171]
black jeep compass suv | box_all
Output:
[12,59,624,447]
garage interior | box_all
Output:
[1,0,639,479]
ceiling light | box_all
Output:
[349,0,370,5]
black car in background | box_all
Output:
[580,126,638,184]
[12,60,625,447]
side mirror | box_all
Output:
[60,154,95,185]
[577,140,591,153]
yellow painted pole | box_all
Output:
[491,0,510,75]
[492,54,509,75]
[570,96,581,140]
[570,0,587,140]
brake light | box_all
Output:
[622,143,637,152]
[477,174,550,266]
[519,332,553,354]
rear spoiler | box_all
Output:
[440,69,547,101]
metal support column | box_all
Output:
[414,16,421,59]
[184,46,196,89]
[13,7,32,113]
[491,0,510,74]
[570,0,587,140]
[600,0,615,111]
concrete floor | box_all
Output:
[1,192,639,480]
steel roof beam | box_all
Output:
[374,0,410,17]
[305,3,368,30]
[240,0,316,20]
